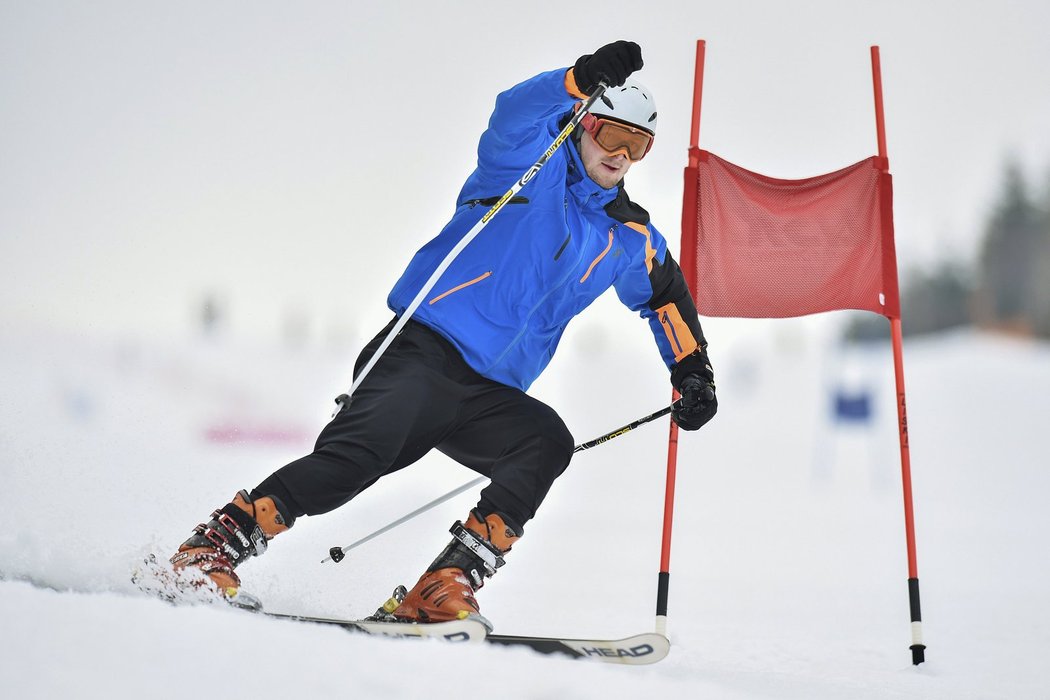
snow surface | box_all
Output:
[2,321,1048,699]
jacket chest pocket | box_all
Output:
[428,271,493,305]
[578,228,616,284]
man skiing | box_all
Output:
[168,40,717,627]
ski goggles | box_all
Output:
[581,113,654,161]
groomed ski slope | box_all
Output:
[2,320,1048,699]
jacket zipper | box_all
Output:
[579,228,615,283]
[660,310,685,355]
[464,196,529,208]
[554,197,571,261]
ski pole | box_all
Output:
[324,399,680,563]
[324,475,487,563]
[331,82,610,418]
[573,400,680,452]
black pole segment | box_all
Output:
[908,577,926,664]
[908,577,922,620]
[656,572,670,617]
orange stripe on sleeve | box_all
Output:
[655,302,700,361]
[624,221,657,273]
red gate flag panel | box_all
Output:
[682,150,901,319]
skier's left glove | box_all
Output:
[670,349,717,432]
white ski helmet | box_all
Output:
[589,78,657,136]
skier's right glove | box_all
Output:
[573,40,643,94]
[670,349,717,432]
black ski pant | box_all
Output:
[251,319,575,534]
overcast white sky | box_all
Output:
[3,1,1049,340]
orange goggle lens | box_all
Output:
[581,114,654,161]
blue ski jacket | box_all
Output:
[387,67,706,391]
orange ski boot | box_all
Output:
[390,510,520,630]
[169,489,295,606]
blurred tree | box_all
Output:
[1033,169,1050,337]
[902,261,974,335]
[843,156,1050,343]
[841,310,889,343]
[973,159,1047,335]
[842,260,974,342]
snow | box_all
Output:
[2,321,1049,699]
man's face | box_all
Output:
[579,129,634,189]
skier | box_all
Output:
[168,41,717,626]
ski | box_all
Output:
[262,611,488,643]
[135,559,669,664]
[269,610,669,664]
[486,631,670,665]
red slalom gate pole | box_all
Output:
[871,45,925,665]
[656,391,680,636]
[688,39,706,169]
[657,38,707,637]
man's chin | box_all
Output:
[595,170,621,189]
[584,164,623,189]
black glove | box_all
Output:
[670,350,717,431]
[573,40,643,94]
